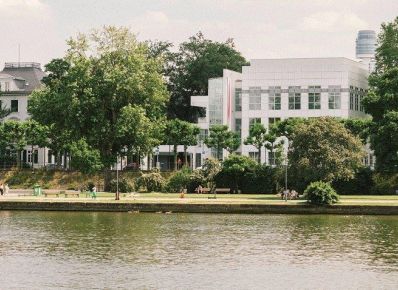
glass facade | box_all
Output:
[208,79,223,125]
[356,30,376,57]
[235,88,242,111]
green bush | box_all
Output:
[333,167,374,195]
[136,172,165,192]
[241,165,278,194]
[372,173,398,195]
[109,178,134,193]
[187,169,206,193]
[304,181,339,205]
[166,168,191,192]
[215,154,257,193]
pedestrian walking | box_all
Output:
[0,183,3,196]
[4,183,9,195]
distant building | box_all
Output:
[188,58,373,167]
[0,62,54,168]
[356,30,376,73]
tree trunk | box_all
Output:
[258,147,261,164]
[104,169,113,192]
[173,145,177,171]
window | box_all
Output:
[11,100,18,112]
[249,87,261,110]
[249,152,259,162]
[359,89,365,112]
[5,82,10,91]
[48,150,53,164]
[268,151,276,166]
[195,153,202,168]
[34,150,38,164]
[355,93,359,111]
[235,88,242,111]
[249,118,261,130]
[288,86,301,110]
[199,129,208,141]
[308,86,321,110]
[328,92,341,109]
[27,150,32,163]
[350,86,354,110]
[268,86,281,110]
[268,118,281,129]
[235,118,241,139]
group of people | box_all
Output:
[0,183,9,196]
[280,188,299,201]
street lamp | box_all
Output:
[115,148,127,201]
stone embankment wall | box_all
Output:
[1,201,398,215]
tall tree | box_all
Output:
[289,117,363,191]
[29,26,169,188]
[167,32,248,122]
[362,17,398,173]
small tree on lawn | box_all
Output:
[205,125,238,160]
[244,123,267,164]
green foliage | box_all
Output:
[241,165,280,194]
[340,118,372,144]
[167,32,248,122]
[135,172,165,192]
[69,139,104,174]
[29,26,168,172]
[216,154,256,192]
[372,173,398,195]
[165,167,192,192]
[304,181,339,205]
[244,123,267,163]
[362,17,398,173]
[205,125,239,159]
[289,117,364,191]
[187,169,206,193]
[369,111,398,173]
[164,119,200,170]
[109,178,134,193]
[201,158,221,190]
[333,167,375,195]
[270,118,307,140]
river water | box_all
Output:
[0,211,398,289]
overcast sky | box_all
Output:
[1,0,397,68]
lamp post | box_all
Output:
[116,153,120,200]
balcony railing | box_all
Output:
[4,62,41,69]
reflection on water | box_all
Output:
[0,211,398,289]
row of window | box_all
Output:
[235,85,366,112]
[0,82,10,92]
[248,91,340,111]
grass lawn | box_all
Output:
[3,192,398,206]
